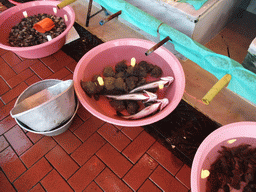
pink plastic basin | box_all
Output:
[73,38,185,127]
[0,1,75,58]
[191,121,256,192]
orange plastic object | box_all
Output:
[33,18,55,33]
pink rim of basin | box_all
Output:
[9,0,27,5]
[191,121,256,192]
[8,0,52,5]
[0,1,75,58]
[73,38,185,127]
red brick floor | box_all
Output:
[0,48,191,192]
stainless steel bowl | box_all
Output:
[15,98,79,136]
[11,79,76,132]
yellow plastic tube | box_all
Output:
[57,0,77,9]
[202,74,232,105]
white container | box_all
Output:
[11,79,76,132]
[15,99,79,136]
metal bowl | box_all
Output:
[191,121,256,192]
[11,79,76,132]
[15,97,79,136]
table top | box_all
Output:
[153,0,219,18]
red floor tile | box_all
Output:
[47,67,72,79]
[26,132,44,144]
[13,157,52,192]
[66,60,77,73]
[122,131,155,164]
[20,136,57,168]
[29,183,45,192]
[0,171,16,192]
[74,115,105,142]
[0,115,16,135]
[53,129,82,154]
[30,61,53,79]
[0,135,8,152]
[84,181,103,192]
[68,155,105,191]
[0,48,7,56]
[47,57,75,73]
[1,51,21,67]
[0,146,27,182]
[71,132,106,166]
[40,55,58,66]
[0,100,3,108]
[147,142,184,175]
[12,59,40,74]
[76,105,93,121]
[63,73,74,81]
[4,125,33,155]
[25,75,41,86]
[150,166,188,192]
[7,68,34,88]
[0,76,10,96]
[1,82,28,104]
[96,143,133,178]
[97,123,131,152]
[175,164,191,189]
[0,100,15,121]
[123,154,158,191]
[46,50,75,72]
[119,126,144,140]
[41,169,73,192]
[0,57,17,80]
[17,55,27,62]
[53,50,74,62]
[68,115,84,132]
[95,168,133,192]
[138,179,162,192]
[45,145,79,180]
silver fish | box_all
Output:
[105,91,157,103]
[118,98,169,119]
[129,76,174,93]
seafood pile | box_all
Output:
[80,59,174,119]
[8,13,66,47]
[206,144,256,192]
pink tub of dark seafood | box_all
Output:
[0,1,75,58]
[73,38,185,127]
[191,121,256,192]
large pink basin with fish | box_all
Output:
[0,1,75,58]
[73,38,185,127]
[191,121,256,192]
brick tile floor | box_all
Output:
[0,48,191,191]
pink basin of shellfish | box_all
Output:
[191,121,256,192]
[0,1,75,59]
[73,38,185,127]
